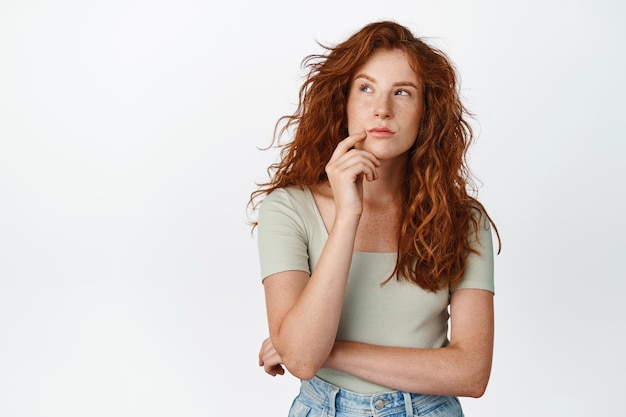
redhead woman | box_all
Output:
[249,20,500,417]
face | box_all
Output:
[347,48,423,162]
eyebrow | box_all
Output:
[353,73,420,90]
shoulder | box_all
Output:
[468,200,498,252]
[451,200,496,293]
[259,186,313,217]
[258,185,321,234]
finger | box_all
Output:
[265,363,285,376]
[259,343,284,371]
[329,131,367,162]
[328,150,381,180]
[258,337,273,365]
[329,149,380,172]
[263,358,283,375]
[330,155,379,182]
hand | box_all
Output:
[258,337,285,377]
[325,131,380,216]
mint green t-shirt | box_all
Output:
[257,186,494,394]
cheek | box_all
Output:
[411,109,424,134]
[346,101,365,134]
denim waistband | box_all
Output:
[298,376,462,416]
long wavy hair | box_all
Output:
[249,20,500,291]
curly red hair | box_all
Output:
[249,20,500,291]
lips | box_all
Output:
[367,127,395,138]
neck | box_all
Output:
[362,156,408,205]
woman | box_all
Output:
[250,20,500,417]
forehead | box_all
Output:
[353,48,420,84]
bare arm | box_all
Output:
[323,288,494,397]
[263,132,380,380]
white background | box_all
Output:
[1,1,624,416]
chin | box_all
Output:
[367,144,410,160]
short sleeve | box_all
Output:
[257,189,311,281]
[451,212,495,293]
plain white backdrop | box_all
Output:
[1,1,624,416]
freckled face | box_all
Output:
[347,49,423,162]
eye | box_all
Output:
[358,83,373,93]
[394,89,411,96]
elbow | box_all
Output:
[466,383,487,398]
[280,349,323,380]
[289,367,319,381]
[464,370,491,398]
[452,345,492,398]
[270,334,326,380]
[283,358,321,381]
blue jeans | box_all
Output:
[288,377,463,417]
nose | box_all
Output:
[373,94,393,119]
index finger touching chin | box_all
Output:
[341,130,367,148]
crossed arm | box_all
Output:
[259,275,494,398]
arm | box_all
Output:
[324,288,494,397]
[262,132,380,380]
